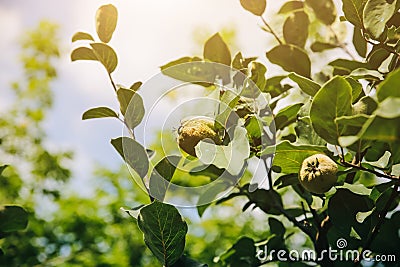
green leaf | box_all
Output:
[111,137,149,178]
[240,0,266,16]
[328,59,369,74]
[275,103,303,130]
[342,0,367,28]
[218,237,259,267]
[310,42,339,52]
[117,88,135,115]
[283,11,309,48]
[248,189,284,215]
[149,156,181,201]
[196,126,250,175]
[288,72,320,96]
[370,49,392,71]
[278,1,304,14]
[171,255,208,267]
[310,76,353,144]
[90,43,118,74]
[138,201,187,266]
[305,0,337,25]
[71,32,95,42]
[363,0,398,39]
[263,75,292,98]
[0,205,28,232]
[272,141,328,174]
[269,217,286,236]
[203,33,231,66]
[160,57,216,84]
[266,44,311,78]
[95,4,118,43]
[130,81,142,91]
[353,27,367,57]
[295,116,327,145]
[346,77,364,103]
[376,68,400,101]
[124,93,145,129]
[328,188,373,236]
[0,165,8,175]
[274,173,299,189]
[70,47,97,61]
[82,107,118,120]
[197,180,232,217]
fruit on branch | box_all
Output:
[177,118,222,157]
[299,154,338,194]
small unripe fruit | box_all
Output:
[177,118,222,157]
[299,154,338,194]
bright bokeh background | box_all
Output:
[0,0,285,194]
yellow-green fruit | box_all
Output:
[178,118,222,157]
[299,154,338,194]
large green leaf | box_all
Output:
[275,103,303,130]
[376,68,400,101]
[272,141,328,174]
[342,0,367,28]
[149,156,181,201]
[288,72,320,96]
[95,4,118,43]
[90,43,118,74]
[82,107,118,120]
[111,137,149,178]
[203,33,231,66]
[283,11,309,48]
[310,76,353,145]
[328,189,373,236]
[266,44,311,78]
[138,201,187,266]
[124,93,145,129]
[363,0,398,39]
[0,205,28,232]
[240,0,266,16]
[71,32,94,42]
[70,47,97,61]
[306,0,337,25]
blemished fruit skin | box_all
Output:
[178,118,222,157]
[299,154,338,194]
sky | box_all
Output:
[0,0,286,195]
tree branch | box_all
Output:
[260,16,283,45]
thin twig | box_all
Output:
[260,16,283,45]
[108,72,118,92]
[340,159,400,181]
